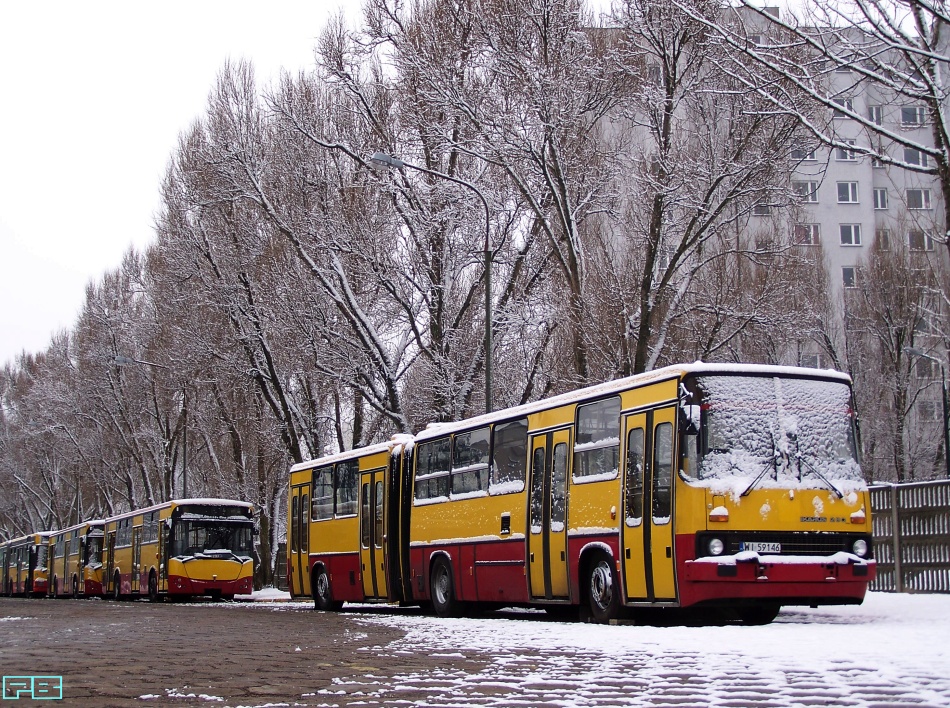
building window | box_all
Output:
[792,181,819,203]
[832,96,854,118]
[791,144,817,161]
[908,230,935,251]
[876,228,891,250]
[752,203,772,216]
[794,223,821,245]
[842,266,857,288]
[918,400,939,422]
[907,189,932,210]
[836,140,857,161]
[916,359,936,379]
[837,182,860,203]
[903,147,930,167]
[840,224,862,246]
[873,188,889,210]
[801,353,828,368]
[901,105,926,127]
[868,105,884,125]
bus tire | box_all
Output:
[736,603,780,626]
[313,566,342,612]
[52,577,59,598]
[112,572,121,601]
[148,572,159,603]
[71,576,79,599]
[430,558,461,618]
[586,551,621,623]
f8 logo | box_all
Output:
[3,676,63,701]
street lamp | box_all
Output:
[904,347,950,480]
[110,354,189,497]
[370,152,494,414]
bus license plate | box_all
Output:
[741,541,781,553]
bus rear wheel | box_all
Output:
[430,558,461,618]
[313,566,342,612]
[587,552,621,623]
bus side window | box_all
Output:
[653,422,673,523]
[625,428,644,526]
[290,496,298,553]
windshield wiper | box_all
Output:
[791,434,844,498]
[741,431,784,497]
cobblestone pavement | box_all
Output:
[1,598,948,708]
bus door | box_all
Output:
[289,483,310,598]
[528,429,571,600]
[621,407,677,603]
[131,527,142,593]
[360,468,388,599]
[78,537,86,594]
[105,530,117,594]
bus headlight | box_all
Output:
[852,539,868,558]
[708,538,725,556]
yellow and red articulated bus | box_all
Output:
[47,521,105,598]
[103,499,255,601]
[289,363,875,624]
[1,532,51,597]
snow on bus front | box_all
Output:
[679,372,874,592]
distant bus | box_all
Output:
[288,363,875,624]
[102,499,255,601]
[1,532,51,597]
[47,521,105,598]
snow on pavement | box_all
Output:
[325,592,950,707]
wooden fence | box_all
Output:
[870,480,950,593]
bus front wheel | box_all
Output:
[587,552,621,623]
[736,603,780,626]
[313,566,342,612]
[430,558,461,618]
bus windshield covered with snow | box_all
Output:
[288,363,875,625]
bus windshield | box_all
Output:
[682,374,864,494]
[171,520,254,560]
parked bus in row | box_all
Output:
[47,520,105,598]
[1,532,51,597]
[288,363,876,624]
[102,499,255,601]
[1,498,255,603]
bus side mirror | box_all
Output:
[680,404,701,435]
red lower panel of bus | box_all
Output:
[312,553,363,602]
[84,580,103,596]
[675,535,875,607]
[166,574,253,597]
[409,538,529,605]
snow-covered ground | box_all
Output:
[343,592,948,707]
[226,591,948,706]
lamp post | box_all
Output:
[904,347,950,480]
[370,152,494,414]
[110,354,189,497]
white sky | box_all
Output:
[0,0,361,366]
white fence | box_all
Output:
[870,480,950,593]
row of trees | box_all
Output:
[2,0,948,581]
